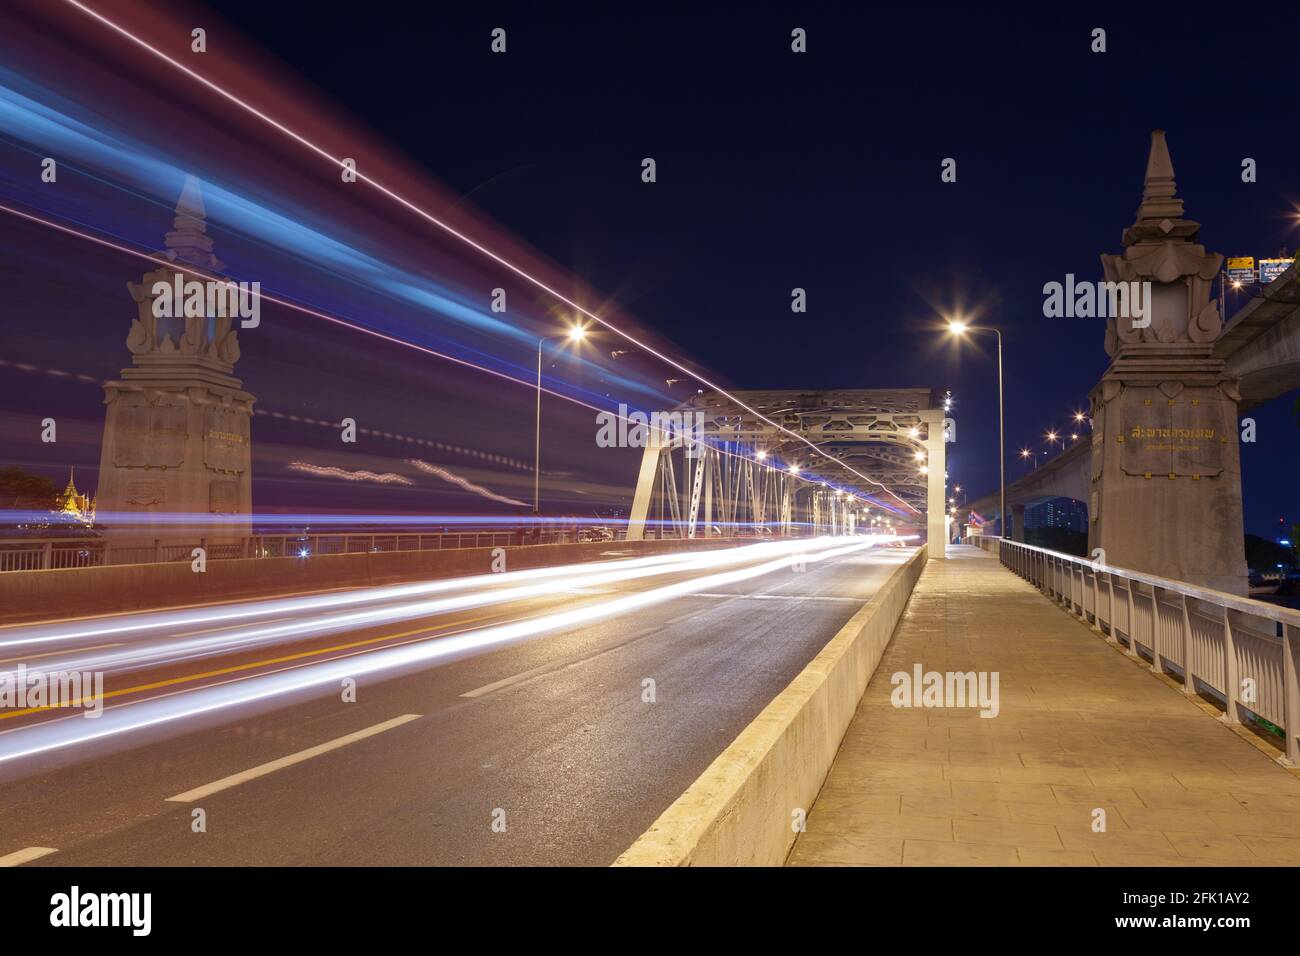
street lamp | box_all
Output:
[947,317,1006,538]
[534,324,586,513]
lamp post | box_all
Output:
[534,324,586,514]
[947,318,1006,538]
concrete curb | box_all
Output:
[612,546,928,867]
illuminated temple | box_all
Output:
[56,469,96,526]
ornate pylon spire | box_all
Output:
[1121,130,1198,247]
[162,174,224,271]
[1101,130,1222,350]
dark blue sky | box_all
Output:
[2,2,1295,534]
[201,1,1298,535]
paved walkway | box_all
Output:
[788,545,1300,866]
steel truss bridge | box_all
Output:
[625,388,950,552]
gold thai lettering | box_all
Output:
[1127,426,1215,440]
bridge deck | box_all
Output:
[789,545,1300,866]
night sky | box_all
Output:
[214,1,1298,534]
[2,2,1297,534]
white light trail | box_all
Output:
[406,459,528,507]
[0,539,897,677]
[286,462,414,485]
[0,537,895,765]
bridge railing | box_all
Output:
[970,535,1300,766]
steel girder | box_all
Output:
[625,387,947,540]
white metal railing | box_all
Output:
[971,535,1300,766]
[0,528,634,573]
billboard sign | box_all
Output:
[1226,256,1255,285]
[1259,258,1293,284]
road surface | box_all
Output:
[0,539,914,866]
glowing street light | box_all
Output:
[946,315,1006,537]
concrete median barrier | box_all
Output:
[613,545,928,867]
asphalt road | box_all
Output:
[0,540,913,866]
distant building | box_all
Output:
[55,469,96,526]
[1025,497,1086,534]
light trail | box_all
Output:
[406,459,529,507]
[0,507,821,528]
[0,537,896,765]
[286,462,414,486]
[0,537,900,655]
[3,537,851,677]
[0,201,898,514]
[56,0,921,515]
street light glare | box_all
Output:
[947,320,968,335]
[567,325,586,342]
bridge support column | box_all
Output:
[1012,503,1026,543]
[625,444,662,541]
[97,178,255,555]
[779,477,792,536]
[921,410,946,560]
[1090,130,1248,594]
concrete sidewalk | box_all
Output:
[788,545,1300,866]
